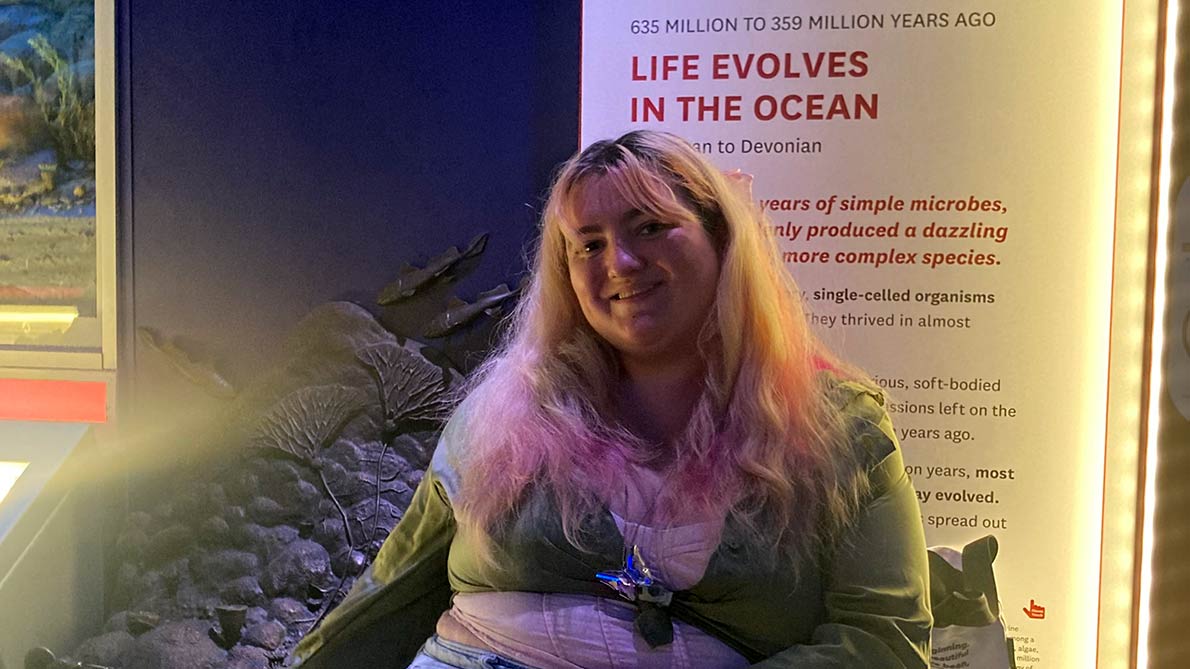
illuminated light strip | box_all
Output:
[0,379,106,423]
[0,461,28,505]
[1137,0,1180,667]
[0,306,79,337]
[1097,3,1148,665]
[0,306,79,323]
[0,309,77,321]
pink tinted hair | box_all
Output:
[451,130,871,563]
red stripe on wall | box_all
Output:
[0,379,107,423]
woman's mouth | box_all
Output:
[611,283,661,301]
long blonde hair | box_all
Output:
[452,130,869,564]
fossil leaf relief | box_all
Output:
[251,385,366,462]
[355,342,453,428]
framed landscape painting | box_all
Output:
[0,0,115,371]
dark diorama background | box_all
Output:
[123,1,580,416]
[83,3,581,664]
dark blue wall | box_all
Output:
[122,1,580,402]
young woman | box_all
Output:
[292,131,931,668]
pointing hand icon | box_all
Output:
[1023,600,1046,620]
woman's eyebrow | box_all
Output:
[620,208,652,224]
[574,208,650,235]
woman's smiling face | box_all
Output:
[562,174,721,365]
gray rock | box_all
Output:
[199,514,231,545]
[172,488,202,522]
[407,467,425,489]
[266,459,305,483]
[262,539,332,598]
[382,483,415,515]
[352,495,404,531]
[122,619,226,669]
[258,524,300,560]
[225,504,247,524]
[226,469,260,504]
[232,522,269,552]
[146,523,194,563]
[379,437,418,478]
[247,496,287,526]
[317,497,339,518]
[268,597,309,625]
[126,611,162,636]
[113,564,169,612]
[115,525,149,562]
[193,549,260,585]
[249,455,275,476]
[173,572,220,619]
[204,482,229,512]
[245,606,269,626]
[103,610,130,633]
[220,575,266,607]
[331,548,368,577]
[400,431,440,470]
[320,459,350,496]
[242,619,286,651]
[225,644,272,669]
[313,517,347,556]
[363,535,388,562]
[73,630,133,666]
[163,555,191,576]
[111,563,149,610]
[323,438,366,468]
[283,301,395,360]
[325,455,377,505]
[273,477,321,511]
[235,521,302,560]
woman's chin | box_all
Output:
[611,334,698,367]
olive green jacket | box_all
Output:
[291,383,931,667]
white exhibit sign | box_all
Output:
[582,4,1130,667]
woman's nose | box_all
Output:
[608,240,644,276]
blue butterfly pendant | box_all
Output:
[596,545,675,647]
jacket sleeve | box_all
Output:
[753,388,932,668]
[289,449,458,667]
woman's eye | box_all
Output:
[639,221,665,236]
[580,239,604,254]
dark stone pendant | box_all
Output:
[635,601,674,648]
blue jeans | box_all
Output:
[407,635,537,669]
